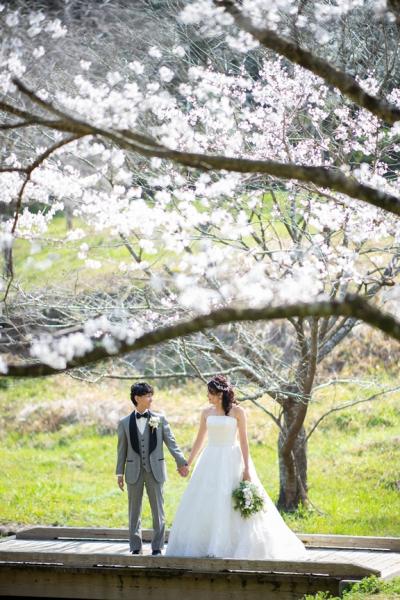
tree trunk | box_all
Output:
[277,399,308,512]
[65,205,73,230]
[3,246,13,279]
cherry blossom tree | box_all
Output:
[1,1,400,509]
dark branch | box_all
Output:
[216,0,400,125]
[3,79,400,217]
[2,294,400,377]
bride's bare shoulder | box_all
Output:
[201,406,213,419]
[230,404,245,419]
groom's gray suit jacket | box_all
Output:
[116,411,186,483]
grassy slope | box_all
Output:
[0,371,399,534]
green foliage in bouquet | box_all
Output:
[232,481,265,518]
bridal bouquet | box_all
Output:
[232,481,265,518]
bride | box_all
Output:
[166,375,307,559]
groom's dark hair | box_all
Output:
[130,382,154,406]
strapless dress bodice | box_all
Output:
[207,415,237,446]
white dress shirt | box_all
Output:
[136,411,148,434]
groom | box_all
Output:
[116,382,188,555]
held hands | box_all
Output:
[178,465,190,477]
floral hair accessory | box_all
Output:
[207,378,230,391]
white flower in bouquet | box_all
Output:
[232,481,265,518]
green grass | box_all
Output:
[303,575,400,599]
[12,214,138,290]
[1,426,126,526]
[0,373,399,534]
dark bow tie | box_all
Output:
[136,411,149,419]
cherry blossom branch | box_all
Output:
[2,79,400,217]
[0,120,39,131]
[154,151,400,217]
[1,133,83,304]
[215,0,400,125]
[11,134,82,234]
[89,367,242,380]
[0,97,67,130]
[0,99,45,121]
[3,294,400,377]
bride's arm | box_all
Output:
[187,410,208,467]
[236,406,251,481]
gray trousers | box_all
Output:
[127,468,165,552]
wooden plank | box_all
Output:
[381,555,400,567]
[299,534,400,551]
[0,563,343,600]
[333,551,375,562]
[16,527,131,541]
[328,550,400,572]
[0,538,131,555]
[16,527,400,551]
[305,551,344,561]
[303,549,325,557]
[362,553,400,569]
[0,535,16,544]
[0,549,381,577]
[7,533,400,573]
[381,565,400,580]
[16,526,163,544]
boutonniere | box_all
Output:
[149,415,160,430]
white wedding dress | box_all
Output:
[166,415,307,559]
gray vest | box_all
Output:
[138,425,151,472]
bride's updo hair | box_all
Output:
[207,375,236,416]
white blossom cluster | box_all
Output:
[180,0,394,45]
[0,2,399,371]
[29,316,147,369]
[30,332,95,370]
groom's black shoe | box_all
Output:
[131,550,141,555]
[152,550,162,556]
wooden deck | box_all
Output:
[0,527,399,599]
